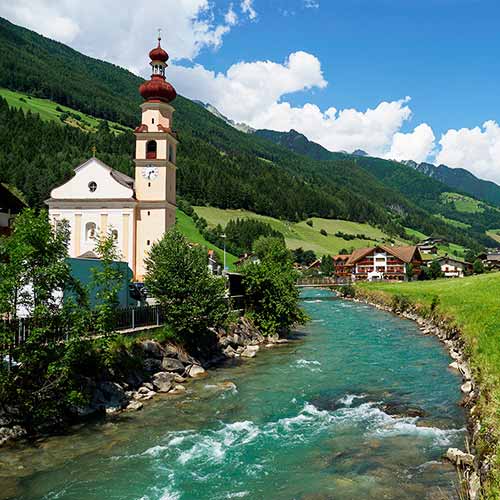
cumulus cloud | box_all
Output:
[386,123,436,163]
[0,0,241,72]
[170,57,435,159]
[436,121,500,183]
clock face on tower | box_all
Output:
[142,164,159,181]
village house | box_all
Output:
[417,243,438,255]
[0,183,27,237]
[478,252,500,271]
[346,245,422,282]
[46,36,177,281]
[332,254,351,278]
[431,255,472,278]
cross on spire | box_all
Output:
[157,28,162,43]
[91,145,97,156]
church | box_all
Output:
[47,36,177,281]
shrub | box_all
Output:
[306,219,313,227]
[320,229,327,236]
[391,294,411,312]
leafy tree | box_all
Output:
[320,255,334,275]
[293,247,317,266]
[406,263,414,282]
[429,260,444,279]
[473,259,485,274]
[465,250,477,263]
[242,237,307,336]
[144,228,228,346]
[90,230,125,336]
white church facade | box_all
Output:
[47,36,178,281]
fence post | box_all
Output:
[156,306,160,326]
[132,308,135,330]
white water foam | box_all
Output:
[337,394,367,407]
[226,492,250,498]
[294,359,322,373]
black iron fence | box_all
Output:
[0,304,165,351]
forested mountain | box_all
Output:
[256,129,500,247]
[403,160,500,208]
[0,16,494,249]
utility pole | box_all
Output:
[221,233,227,272]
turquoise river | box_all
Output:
[0,289,466,499]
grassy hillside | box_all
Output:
[176,210,237,268]
[194,206,408,256]
[486,230,500,244]
[440,192,487,214]
[357,274,500,497]
[0,88,127,133]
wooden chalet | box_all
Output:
[332,254,351,278]
[432,256,472,278]
[346,245,422,281]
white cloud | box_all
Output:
[304,0,320,9]
[225,4,238,26]
[0,0,240,73]
[386,123,436,163]
[171,58,433,159]
[436,121,500,183]
[241,0,257,20]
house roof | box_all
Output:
[433,255,472,266]
[75,157,134,190]
[347,245,420,265]
[333,254,351,261]
[0,183,28,212]
[78,250,100,259]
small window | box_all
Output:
[148,182,151,187]
[111,229,118,240]
[147,211,151,216]
[147,240,151,246]
[146,140,157,159]
[152,117,155,124]
[88,181,97,193]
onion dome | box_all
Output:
[139,76,177,103]
[149,42,169,63]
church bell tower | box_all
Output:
[134,33,177,280]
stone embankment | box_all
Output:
[0,317,286,446]
[349,292,483,500]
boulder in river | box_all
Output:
[126,401,144,411]
[143,358,162,373]
[187,364,207,378]
[241,345,259,358]
[161,357,186,374]
[140,340,163,359]
[446,447,474,466]
[152,372,175,393]
[169,384,187,395]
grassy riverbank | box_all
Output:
[356,273,500,498]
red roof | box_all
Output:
[347,245,421,266]
[149,42,169,63]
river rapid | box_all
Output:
[0,289,466,499]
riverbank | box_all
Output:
[351,273,500,500]
[0,316,287,447]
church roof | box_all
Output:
[75,157,135,190]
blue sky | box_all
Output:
[195,0,499,138]
[2,0,500,182]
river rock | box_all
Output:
[161,357,185,374]
[143,358,162,373]
[126,401,143,411]
[94,381,128,410]
[140,340,163,359]
[223,345,237,358]
[449,361,460,371]
[219,381,237,391]
[0,425,26,446]
[187,365,207,378]
[169,384,187,395]
[461,381,473,394]
[446,448,475,466]
[152,372,175,393]
[143,382,154,391]
[469,471,481,500]
[241,345,259,358]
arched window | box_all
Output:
[85,222,96,241]
[111,229,119,241]
[146,140,157,159]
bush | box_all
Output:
[144,228,228,347]
[320,229,328,236]
[242,237,306,336]
[337,284,355,298]
[391,294,411,312]
[306,219,313,227]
